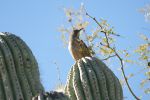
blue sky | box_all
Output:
[0,0,150,99]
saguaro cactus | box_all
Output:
[65,57,123,100]
[0,32,44,100]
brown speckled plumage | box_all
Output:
[68,29,92,61]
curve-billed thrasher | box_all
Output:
[68,28,92,61]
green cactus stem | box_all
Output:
[0,32,44,100]
[65,57,123,100]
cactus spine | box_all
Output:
[0,32,44,100]
[65,57,123,100]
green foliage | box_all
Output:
[134,34,150,94]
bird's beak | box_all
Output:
[79,28,84,32]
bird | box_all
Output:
[68,28,92,61]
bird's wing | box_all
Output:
[78,40,92,56]
[79,40,89,49]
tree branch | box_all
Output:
[102,55,116,61]
[86,12,140,100]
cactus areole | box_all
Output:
[65,57,123,100]
[0,32,44,100]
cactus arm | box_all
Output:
[106,61,123,100]
[11,35,44,93]
[100,59,123,100]
[65,65,77,99]
[0,32,44,100]
[82,58,101,100]
[66,57,123,100]
[73,62,85,100]
[103,61,123,100]
[9,34,40,94]
[93,58,119,100]
[78,59,93,100]
[114,77,123,100]
[86,57,109,100]
[0,52,13,100]
[0,35,24,100]
[1,34,33,100]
